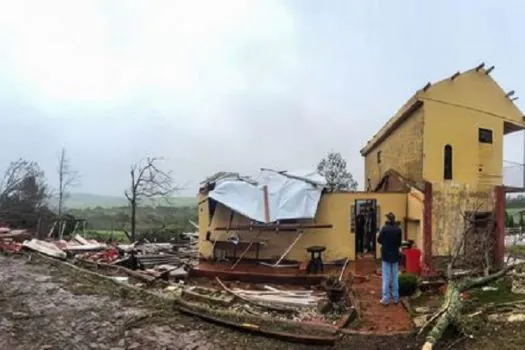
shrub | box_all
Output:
[398,273,418,296]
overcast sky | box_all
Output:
[1,0,524,196]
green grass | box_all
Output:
[469,277,525,305]
[54,192,197,209]
[507,207,523,220]
[507,244,525,258]
[84,230,130,243]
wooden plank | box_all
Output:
[263,185,270,223]
[273,231,304,266]
[214,223,332,231]
[215,277,297,313]
[230,230,263,270]
[339,258,349,281]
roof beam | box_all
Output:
[486,66,495,75]
[506,90,515,98]
[475,62,485,71]
[450,71,460,80]
[423,82,432,91]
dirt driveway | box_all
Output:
[0,254,422,350]
[0,254,223,350]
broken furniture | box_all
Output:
[306,246,326,274]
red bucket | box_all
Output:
[404,248,421,275]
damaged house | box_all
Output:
[196,63,525,280]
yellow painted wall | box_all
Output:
[421,73,508,188]
[431,182,494,255]
[406,187,424,250]
[419,70,513,255]
[422,69,523,126]
[198,192,407,262]
[364,107,424,190]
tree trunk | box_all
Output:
[423,265,518,350]
[423,282,462,349]
[131,198,136,242]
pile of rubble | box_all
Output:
[1,227,199,283]
[0,227,31,253]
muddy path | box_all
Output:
[0,254,419,350]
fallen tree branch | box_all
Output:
[422,263,522,350]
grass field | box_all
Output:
[84,230,129,243]
[53,192,197,209]
[507,207,523,220]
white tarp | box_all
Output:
[207,169,326,223]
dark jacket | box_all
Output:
[377,221,402,263]
[356,214,365,234]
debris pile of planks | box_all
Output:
[230,285,321,309]
[0,227,32,253]
[17,231,199,283]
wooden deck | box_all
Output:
[189,257,379,286]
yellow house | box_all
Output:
[361,63,524,257]
[196,63,521,278]
[198,190,406,263]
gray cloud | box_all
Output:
[0,0,524,196]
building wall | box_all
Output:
[421,69,521,188]
[431,182,494,255]
[406,187,425,251]
[419,71,512,255]
[422,102,504,189]
[364,107,425,190]
[198,192,407,262]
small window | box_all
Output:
[479,128,493,144]
[444,144,453,180]
[377,151,382,164]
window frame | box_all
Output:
[444,144,453,180]
[478,128,493,144]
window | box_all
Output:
[479,128,493,144]
[444,144,453,180]
[377,151,382,164]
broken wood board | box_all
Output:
[215,277,298,313]
[182,286,234,307]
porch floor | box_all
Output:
[189,256,382,286]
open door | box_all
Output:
[353,199,378,258]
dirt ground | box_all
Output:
[352,274,413,333]
[0,254,221,350]
[0,254,421,350]
[12,253,520,350]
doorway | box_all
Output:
[354,199,378,258]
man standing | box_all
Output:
[355,209,365,256]
[377,212,402,305]
[364,206,377,254]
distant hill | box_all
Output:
[53,192,197,209]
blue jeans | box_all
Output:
[381,261,399,303]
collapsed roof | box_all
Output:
[201,169,327,223]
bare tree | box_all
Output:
[125,157,178,241]
[57,148,79,217]
[57,148,79,238]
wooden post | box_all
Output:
[422,182,433,275]
[494,185,505,267]
[263,185,270,223]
